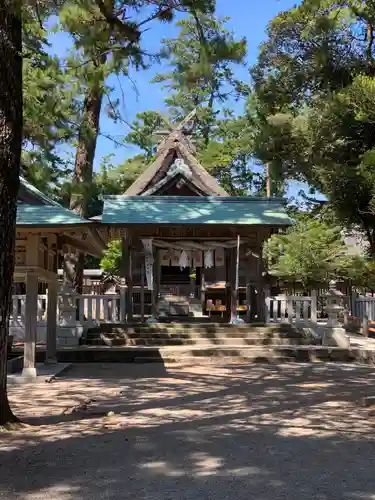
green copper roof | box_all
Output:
[19,176,61,206]
[17,205,91,226]
[102,196,292,226]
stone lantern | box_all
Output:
[324,284,345,327]
[321,282,350,348]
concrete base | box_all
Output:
[57,322,84,346]
[322,327,350,349]
[21,367,37,378]
[10,323,47,343]
[9,363,72,385]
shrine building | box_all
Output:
[101,128,292,323]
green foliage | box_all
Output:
[251,0,375,251]
[22,8,76,190]
[125,13,259,195]
[349,257,375,290]
[263,218,359,289]
[95,154,148,193]
[56,1,225,216]
[100,239,122,275]
[125,111,170,160]
[153,13,247,144]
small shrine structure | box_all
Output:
[14,177,106,375]
[101,127,292,322]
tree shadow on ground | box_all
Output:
[2,362,375,500]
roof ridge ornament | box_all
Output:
[167,158,192,179]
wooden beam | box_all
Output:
[151,248,159,319]
[140,260,145,322]
[245,246,252,323]
[265,163,271,198]
[122,231,133,322]
[16,224,93,234]
[22,234,40,377]
[230,247,237,322]
[201,266,206,315]
[59,234,103,258]
[14,266,58,283]
[46,278,58,364]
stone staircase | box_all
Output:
[76,323,318,363]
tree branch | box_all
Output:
[95,0,140,42]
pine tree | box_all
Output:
[0,0,22,427]
[60,1,221,291]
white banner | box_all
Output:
[179,250,191,269]
[141,239,154,290]
[204,250,214,269]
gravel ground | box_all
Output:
[2,361,375,500]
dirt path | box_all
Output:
[1,362,375,500]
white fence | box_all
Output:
[76,294,125,324]
[10,293,127,326]
[353,296,375,322]
[12,290,373,338]
[266,294,317,325]
[11,294,47,323]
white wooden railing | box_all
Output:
[353,296,375,322]
[11,294,47,324]
[76,294,125,324]
[265,293,317,325]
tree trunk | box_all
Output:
[0,1,22,426]
[365,227,375,259]
[68,84,103,293]
[369,235,375,260]
[71,87,103,204]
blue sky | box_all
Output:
[49,0,313,199]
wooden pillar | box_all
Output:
[151,248,159,319]
[127,248,133,322]
[245,252,252,323]
[23,234,39,377]
[225,248,231,321]
[256,247,267,323]
[122,232,133,322]
[200,266,206,315]
[230,247,237,322]
[23,272,39,377]
[140,260,145,322]
[45,277,58,364]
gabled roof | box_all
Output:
[102,196,292,226]
[18,176,61,206]
[17,177,92,227]
[16,205,91,227]
[124,130,229,197]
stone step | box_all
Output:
[88,330,299,340]
[94,334,305,347]
[56,345,368,364]
[89,323,293,335]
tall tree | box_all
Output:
[264,217,360,290]
[251,0,375,253]
[124,13,255,194]
[153,13,247,146]
[21,7,76,194]
[0,0,22,427]
[60,0,219,291]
